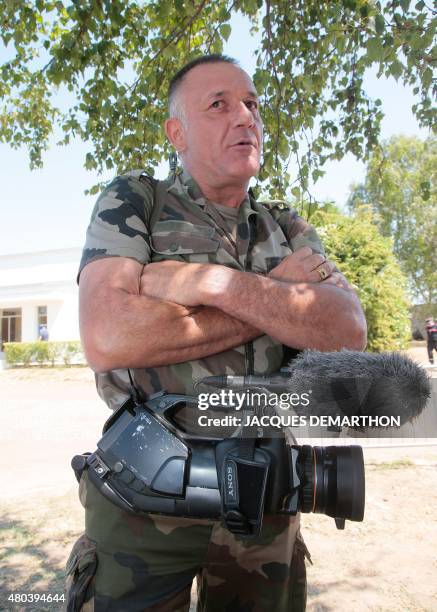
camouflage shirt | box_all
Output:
[79,168,326,427]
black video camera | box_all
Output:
[72,391,365,538]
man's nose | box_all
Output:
[234,101,255,127]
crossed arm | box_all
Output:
[80,247,367,373]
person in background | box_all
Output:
[425,317,437,364]
[38,324,49,341]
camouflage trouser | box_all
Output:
[65,472,310,612]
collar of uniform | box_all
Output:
[167,168,258,220]
[167,168,207,204]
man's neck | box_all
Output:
[183,165,249,208]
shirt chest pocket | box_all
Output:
[150,220,220,263]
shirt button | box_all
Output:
[169,243,178,252]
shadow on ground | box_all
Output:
[0,509,79,612]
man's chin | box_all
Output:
[227,160,260,182]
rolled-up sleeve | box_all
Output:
[77,175,154,281]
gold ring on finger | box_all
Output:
[318,267,328,280]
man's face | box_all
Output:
[173,62,263,187]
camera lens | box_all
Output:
[299,445,365,521]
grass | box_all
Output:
[371,458,415,470]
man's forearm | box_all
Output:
[81,290,260,372]
[201,267,366,351]
[80,258,261,372]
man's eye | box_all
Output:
[246,100,258,110]
[211,100,224,109]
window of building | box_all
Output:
[1,308,22,350]
[37,306,49,340]
[37,305,47,327]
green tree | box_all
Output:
[1,1,435,197]
[348,135,436,303]
[311,205,411,351]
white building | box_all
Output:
[0,248,81,353]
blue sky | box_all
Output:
[0,11,430,256]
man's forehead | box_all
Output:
[181,62,258,99]
[204,88,258,100]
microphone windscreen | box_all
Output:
[286,350,431,426]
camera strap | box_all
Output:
[220,213,272,537]
[127,368,142,405]
[221,438,270,537]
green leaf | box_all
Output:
[360,4,369,18]
[420,180,430,200]
[220,24,231,42]
[87,184,100,195]
[422,66,432,89]
[342,0,356,10]
[375,14,385,35]
[366,38,384,62]
[84,152,96,170]
[389,59,403,80]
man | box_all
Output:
[38,324,49,341]
[425,317,437,364]
[66,55,366,611]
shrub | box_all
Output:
[3,341,84,367]
[3,342,35,366]
[33,341,51,365]
[62,341,82,365]
[311,206,411,352]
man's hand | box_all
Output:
[268,247,335,283]
[140,260,210,306]
[321,271,356,293]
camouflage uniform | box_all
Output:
[66,169,324,611]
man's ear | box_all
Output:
[165,118,187,152]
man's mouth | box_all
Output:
[231,140,256,149]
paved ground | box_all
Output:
[0,369,105,500]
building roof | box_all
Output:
[0,248,81,298]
